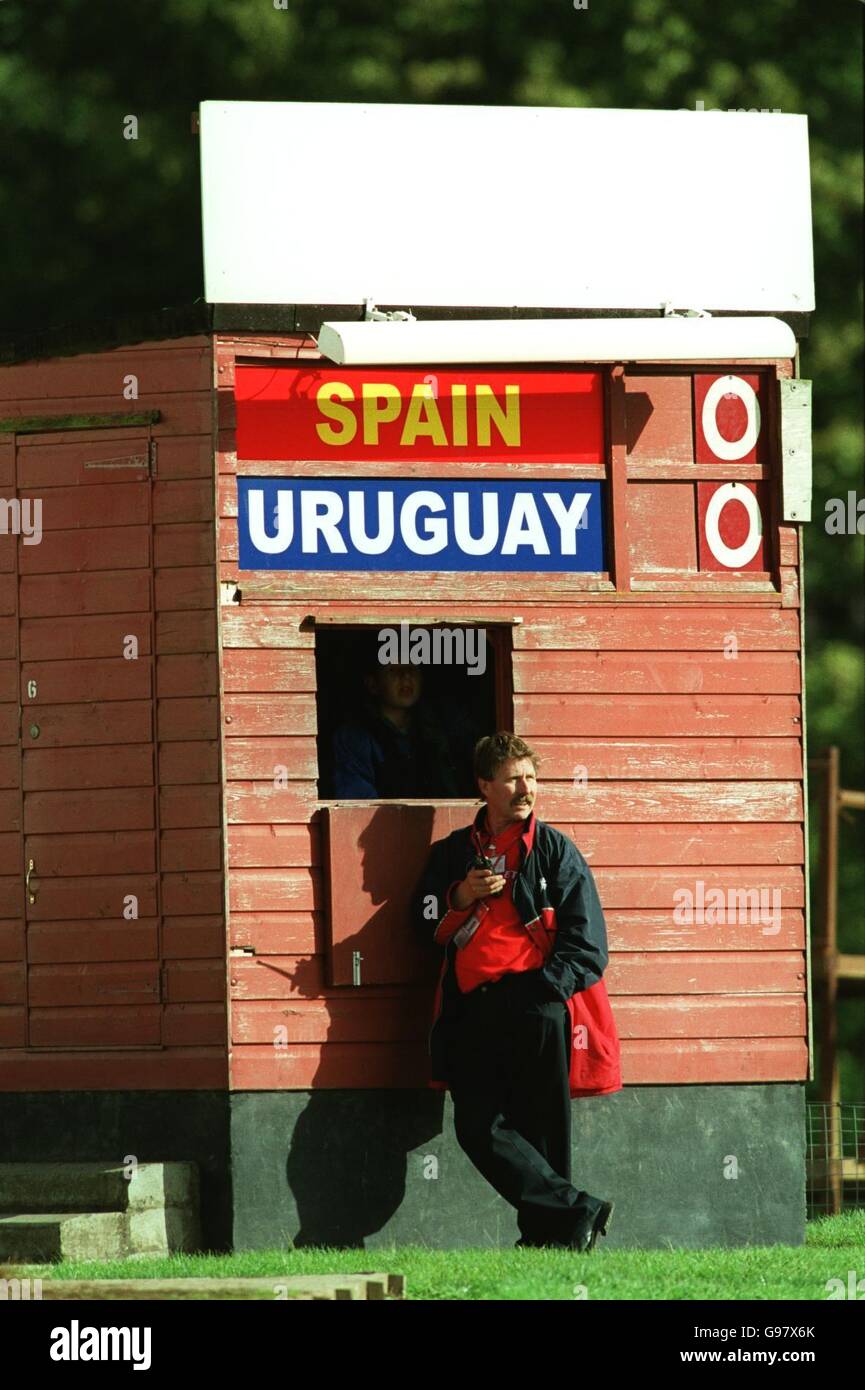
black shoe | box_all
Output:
[569,1199,614,1253]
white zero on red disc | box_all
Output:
[701,374,761,460]
[704,483,763,567]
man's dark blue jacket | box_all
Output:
[412,804,609,1087]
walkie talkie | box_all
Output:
[472,851,504,897]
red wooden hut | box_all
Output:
[0,101,816,1250]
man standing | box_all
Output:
[414,731,615,1251]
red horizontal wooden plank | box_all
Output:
[163,916,225,959]
[153,479,213,525]
[626,461,766,481]
[529,738,802,779]
[16,482,150,530]
[23,830,156,877]
[156,696,218,740]
[230,992,805,1045]
[164,960,224,1003]
[156,654,219,698]
[153,523,215,567]
[21,700,152,748]
[516,651,801,695]
[23,787,154,834]
[620,1037,808,1084]
[229,869,320,914]
[539,780,803,822]
[219,608,314,650]
[158,741,219,785]
[598,910,804,950]
[159,785,221,828]
[229,955,321,1000]
[19,572,151,619]
[0,706,18,744]
[225,782,322,824]
[25,876,157,922]
[515,694,801,737]
[0,962,26,1005]
[0,1049,227,1090]
[221,464,609,502]
[27,920,158,964]
[591,866,804,910]
[0,877,23,917]
[154,567,214,611]
[227,1036,807,1090]
[0,751,18,792]
[20,658,152,704]
[222,694,315,737]
[0,842,21,884]
[163,1003,227,1046]
[0,347,211,401]
[219,564,614,603]
[233,997,426,1044]
[514,607,800,650]
[223,780,802,825]
[162,871,224,915]
[0,790,20,832]
[227,824,319,867]
[0,920,24,961]
[20,614,152,662]
[221,649,316,693]
[29,1005,161,1048]
[152,437,214,482]
[229,1042,426,1089]
[562,823,804,866]
[156,610,216,654]
[229,914,319,955]
[222,737,317,781]
[0,575,17,616]
[0,661,16,702]
[14,437,150,488]
[0,1006,25,1047]
[23,744,153,792]
[608,951,804,994]
[28,961,160,1007]
[161,827,222,872]
[0,617,16,659]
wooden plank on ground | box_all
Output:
[3,1271,404,1300]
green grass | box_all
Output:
[10,1211,865,1300]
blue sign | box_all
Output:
[237,477,606,572]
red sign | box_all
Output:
[697,481,768,571]
[234,365,604,463]
[694,372,766,465]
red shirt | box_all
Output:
[454,813,545,993]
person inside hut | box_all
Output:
[330,640,475,799]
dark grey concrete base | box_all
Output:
[0,1093,231,1252]
[230,1084,806,1250]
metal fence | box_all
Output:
[806,1101,865,1217]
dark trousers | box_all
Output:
[446,973,601,1245]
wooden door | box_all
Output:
[16,429,163,1049]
